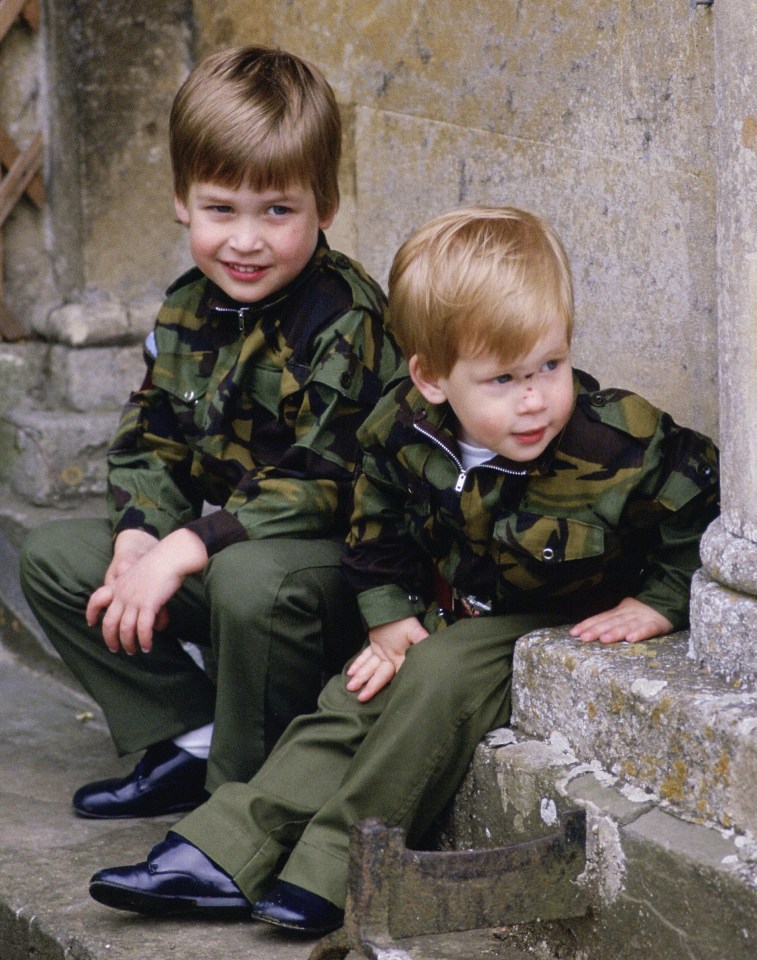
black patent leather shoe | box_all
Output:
[89,832,250,917]
[251,880,344,934]
[72,740,209,819]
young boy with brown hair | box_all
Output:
[84,206,719,933]
[20,46,403,820]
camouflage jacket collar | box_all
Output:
[199,231,332,331]
[396,368,600,489]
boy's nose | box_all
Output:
[518,386,547,412]
[229,221,264,252]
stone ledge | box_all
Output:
[435,731,757,960]
[0,496,108,686]
[0,408,117,505]
[511,628,757,836]
[31,300,160,348]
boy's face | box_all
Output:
[410,322,574,462]
[174,181,334,304]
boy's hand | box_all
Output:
[104,529,159,583]
[570,597,673,645]
[86,529,208,656]
[346,616,429,702]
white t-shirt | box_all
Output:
[457,438,497,471]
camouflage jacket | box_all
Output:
[343,370,719,631]
[107,235,405,555]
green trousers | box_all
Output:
[19,519,363,790]
[174,609,566,908]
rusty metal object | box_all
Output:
[309,809,589,960]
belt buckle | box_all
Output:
[455,592,493,618]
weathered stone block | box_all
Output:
[432,728,757,960]
[0,344,46,411]
[32,301,157,348]
[0,408,117,505]
[575,808,757,960]
[512,629,757,835]
[690,568,757,684]
[197,1,714,172]
[433,730,582,851]
[46,344,144,412]
[699,516,757,596]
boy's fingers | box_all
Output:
[356,662,396,702]
[86,586,112,627]
[347,647,372,676]
[136,612,155,653]
[345,654,379,690]
[117,608,140,656]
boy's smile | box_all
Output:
[175,182,335,304]
[410,323,575,463]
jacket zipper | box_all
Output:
[412,421,528,492]
[211,304,251,332]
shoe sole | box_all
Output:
[89,881,250,919]
[73,800,205,820]
[249,908,342,935]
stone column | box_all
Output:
[689,0,757,683]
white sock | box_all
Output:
[172,722,214,760]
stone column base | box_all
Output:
[689,518,757,685]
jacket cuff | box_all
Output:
[357,584,426,629]
[184,510,249,556]
[634,586,689,632]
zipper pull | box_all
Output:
[455,470,467,493]
[238,307,248,332]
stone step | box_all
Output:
[510,628,757,838]
[0,340,144,413]
[0,495,107,684]
[435,727,757,960]
[0,406,117,505]
[1,495,755,960]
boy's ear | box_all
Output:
[318,205,336,232]
[174,194,190,225]
[409,354,448,405]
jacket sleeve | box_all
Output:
[342,400,431,628]
[107,364,204,541]
[630,417,719,629]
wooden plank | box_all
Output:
[0,0,41,340]
[0,126,44,208]
[0,0,28,45]
[21,0,40,31]
[0,232,26,340]
[0,131,43,227]
[0,296,26,340]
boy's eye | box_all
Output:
[208,204,233,214]
[493,373,513,384]
[543,359,559,372]
[269,205,291,216]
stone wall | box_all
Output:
[2,1,719,438]
[2,0,194,331]
[194,0,719,439]
[42,0,193,309]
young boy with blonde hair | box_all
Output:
[20,46,403,822]
[84,206,719,933]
